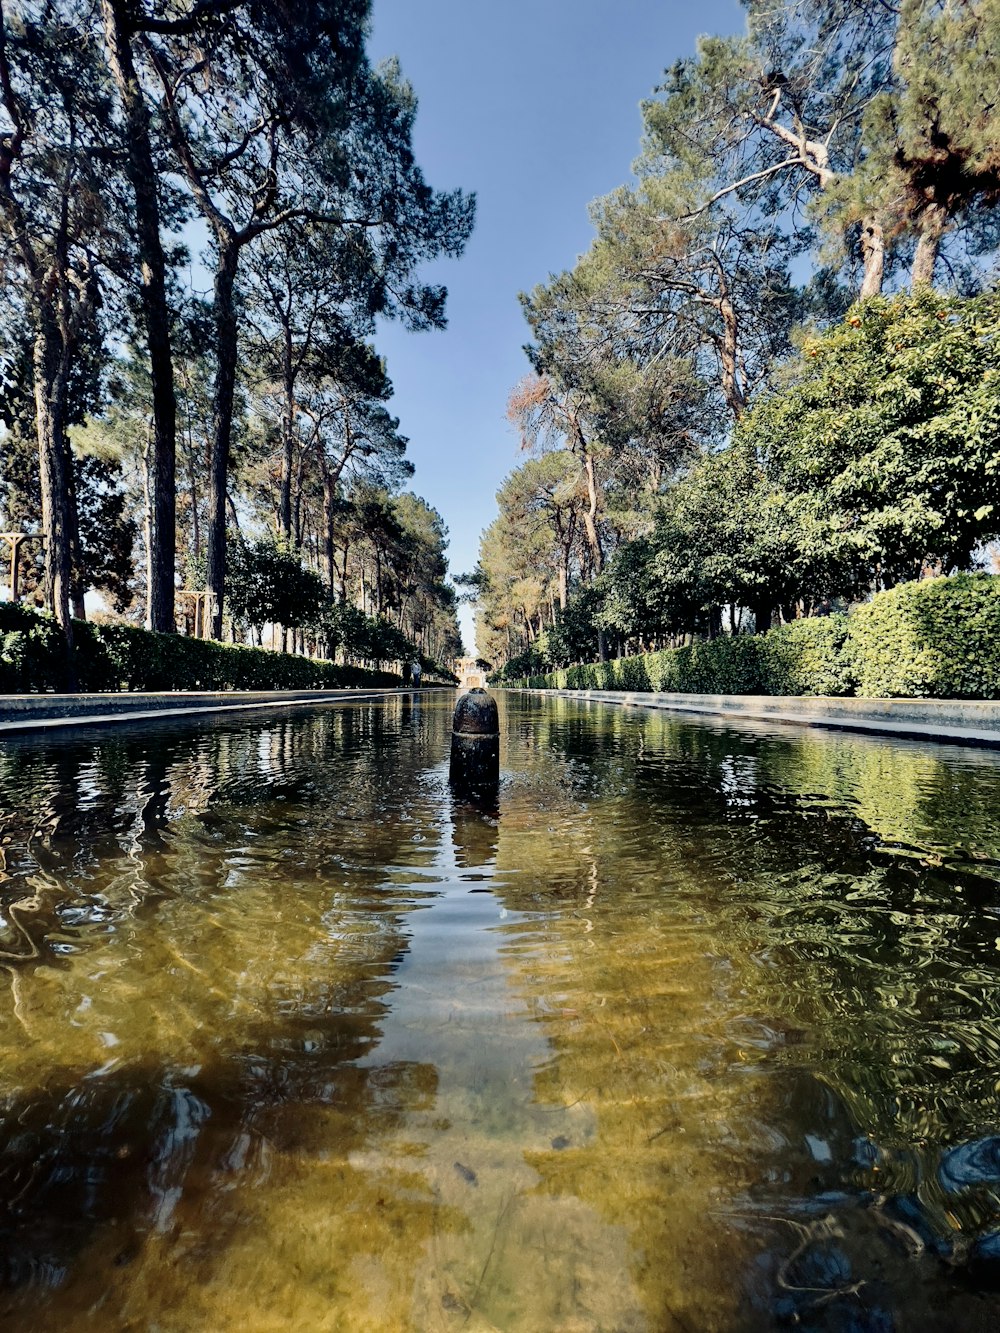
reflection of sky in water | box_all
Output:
[2,697,1000,1327]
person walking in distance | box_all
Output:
[411,659,422,689]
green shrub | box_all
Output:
[846,573,1000,698]
[758,616,855,696]
[498,575,1000,700]
[0,604,402,693]
[0,605,68,691]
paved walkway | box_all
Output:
[508,688,1000,748]
[0,688,439,735]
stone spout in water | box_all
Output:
[450,689,499,794]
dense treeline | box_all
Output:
[477,0,1000,677]
[0,0,471,673]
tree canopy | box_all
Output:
[479,2,1000,674]
[0,0,471,671]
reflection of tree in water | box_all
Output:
[0,1023,447,1326]
[0,701,440,969]
[503,694,1000,1324]
[0,699,469,1329]
[7,693,1000,1327]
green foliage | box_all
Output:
[759,617,855,698]
[352,614,410,668]
[419,653,459,685]
[633,445,805,633]
[501,576,1000,701]
[502,617,853,697]
[311,600,368,660]
[847,573,1000,698]
[226,539,325,636]
[493,646,548,684]
[309,599,428,670]
[553,291,1000,663]
[0,603,67,691]
[74,454,138,613]
[0,603,399,693]
[741,291,1000,593]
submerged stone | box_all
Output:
[939,1136,1000,1192]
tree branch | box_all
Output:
[678,156,808,219]
[136,0,244,37]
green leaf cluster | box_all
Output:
[743,290,1000,591]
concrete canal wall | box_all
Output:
[510,688,1000,748]
[0,688,423,734]
[8,686,1000,748]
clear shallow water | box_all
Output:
[3,694,1000,1329]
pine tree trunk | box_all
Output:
[279,331,294,540]
[323,479,337,595]
[67,446,86,621]
[293,449,305,548]
[187,436,200,559]
[859,217,885,299]
[33,316,75,650]
[717,285,745,419]
[912,204,946,287]
[206,243,240,640]
[101,0,177,633]
[581,452,603,576]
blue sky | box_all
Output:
[367,0,746,651]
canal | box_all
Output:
[2,691,1000,1330]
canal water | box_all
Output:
[2,692,1000,1331]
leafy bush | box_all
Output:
[498,575,1000,700]
[0,603,402,693]
[758,616,855,697]
[738,292,1000,595]
[846,573,1000,698]
[493,646,548,683]
[226,538,324,637]
[513,619,853,696]
[0,604,67,691]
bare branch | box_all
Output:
[678,156,808,219]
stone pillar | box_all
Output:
[449,688,499,797]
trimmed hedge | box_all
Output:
[847,574,1000,698]
[502,574,1000,700]
[514,616,852,696]
[0,603,400,693]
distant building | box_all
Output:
[456,657,486,691]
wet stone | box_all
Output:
[449,689,499,795]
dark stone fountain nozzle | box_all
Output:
[449,688,499,796]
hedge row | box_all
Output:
[502,574,1000,700]
[0,603,401,693]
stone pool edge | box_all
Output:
[0,688,452,734]
[502,688,1000,749]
